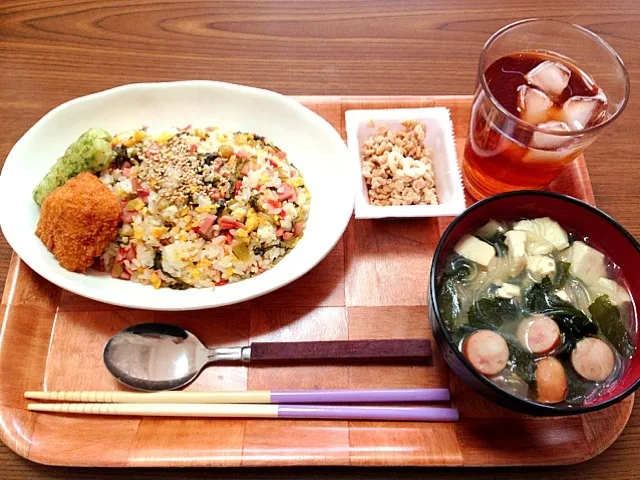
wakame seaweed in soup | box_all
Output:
[437,217,637,406]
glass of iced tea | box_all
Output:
[463,18,630,199]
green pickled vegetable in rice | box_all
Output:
[437,216,637,408]
[33,128,116,206]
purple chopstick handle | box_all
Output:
[278,405,459,422]
[271,388,450,404]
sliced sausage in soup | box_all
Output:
[571,337,615,382]
[463,329,509,376]
[536,356,568,404]
[517,315,562,355]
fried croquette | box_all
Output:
[35,172,121,272]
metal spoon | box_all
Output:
[103,323,432,391]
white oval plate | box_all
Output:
[0,81,353,311]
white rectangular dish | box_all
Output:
[345,107,465,219]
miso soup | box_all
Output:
[437,217,637,406]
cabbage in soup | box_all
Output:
[437,217,637,406]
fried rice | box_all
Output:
[97,126,310,289]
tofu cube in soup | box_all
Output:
[504,230,527,276]
[454,235,496,267]
[526,255,556,282]
[566,241,607,285]
[476,219,504,238]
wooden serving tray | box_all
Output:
[0,96,632,467]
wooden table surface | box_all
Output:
[1,0,639,477]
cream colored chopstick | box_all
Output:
[27,402,459,421]
[24,388,451,404]
[24,390,271,404]
[28,402,279,417]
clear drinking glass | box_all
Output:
[463,18,630,200]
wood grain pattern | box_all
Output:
[1,1,640,477]
[348,422,462,466]
[241,420,350,466]
[129,418,246,467]
[0,95,633,469]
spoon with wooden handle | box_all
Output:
[103,323,431,391]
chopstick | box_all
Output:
[24,388,450,404]
[25,389,458,422]
[26,403,459,421]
